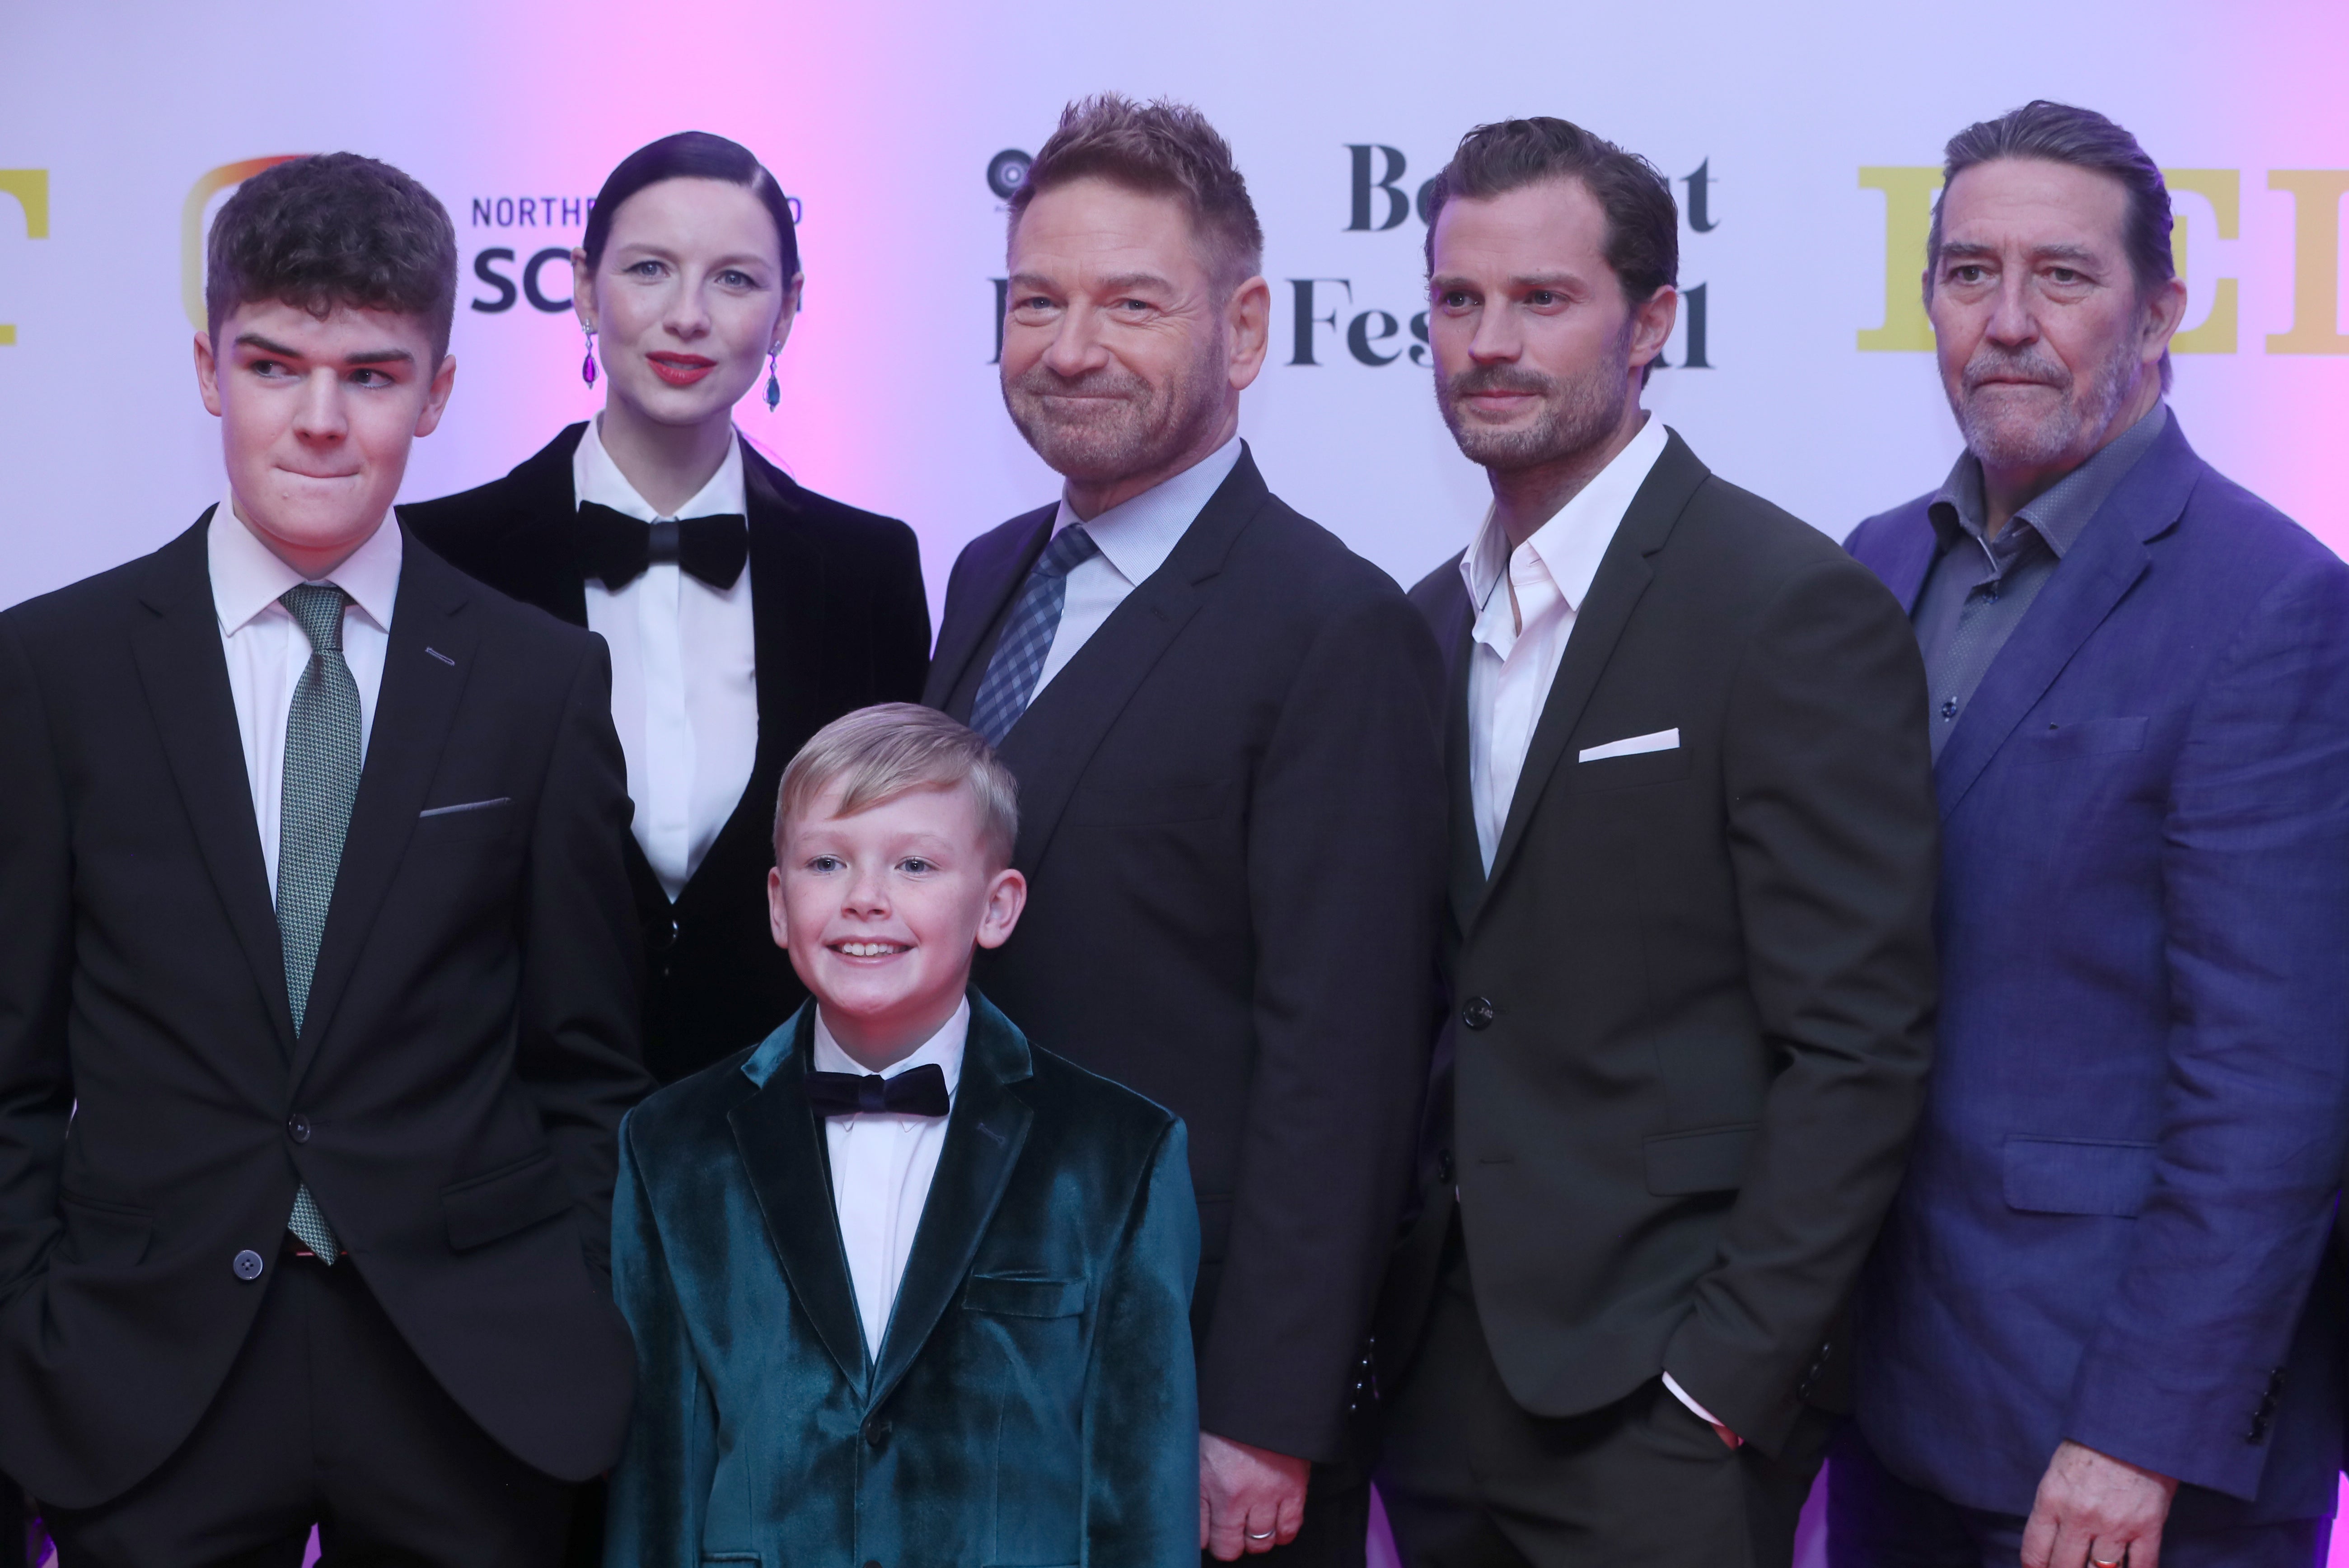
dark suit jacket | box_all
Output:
[922,446,1447,1463]
[605,993,1199,1568]
[402,424,931,1084]
[1845,414,2349,1519]
[1402,429,1939,1457]
[0,516,650,1508]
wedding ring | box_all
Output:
[2091,1555,2123,1568]
[1247,1528,1276,1540]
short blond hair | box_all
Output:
[773,704,1020,866]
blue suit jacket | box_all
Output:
[1844,413,2349,1521]
[604,992,1200,1568]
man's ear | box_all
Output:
[1226,275,1272,393]
[195,328,224,416]
[413,351,459,439]
[974,866,1028,951]
[1628,286,1678,376]
[2140,274,2189,364]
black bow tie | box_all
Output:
[804,1063,951,1119]
[574,500,748,591]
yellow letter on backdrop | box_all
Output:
[1858,167,1942,352]
[2163,169,2238,354]
[2266,170,2349,355]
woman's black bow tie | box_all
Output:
[574,501,748,591]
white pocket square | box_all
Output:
[1579,728,1679,762]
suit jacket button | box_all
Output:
[863,1418,890,1448]
[287,1114,311,1143]
[651,919,679,953]
[233,1249,265,1282]
[1462,997,1497,1031]
[1437,1149,1456,1184]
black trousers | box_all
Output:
[1826,1424,2331,1568]
[1377,1231,1832,1568]
[42,1241,574,1568]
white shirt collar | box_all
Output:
[209,491,403,638]
[1051,434,1243,589]
[812,997,971,1100]
[1459,415,1670,615]
[572,413,748,522]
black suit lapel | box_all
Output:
[1930,423,2194,818]
[1422,574,1488,936]
[995,449,1269,872]
[1482,429,1708,900]
[922,508,1055,719]
[869,995,1034,1411]
[728,1008,871,1390]
[129,514,296,1054]
[292,536,478,1083]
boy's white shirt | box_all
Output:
[813,999,971,1359]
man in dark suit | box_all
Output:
[0,154,647,1564]
[403,428,927,1085]
[1834,103,2349,1568]
[1373,117,1940,1568]
[922,95,1447,1563]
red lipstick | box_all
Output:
[647,352,718,387]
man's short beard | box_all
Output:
[1436,320,1633,473]
[1004,324,1230,486]
[1950,329,2142,472]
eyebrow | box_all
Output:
[234,331,414,367]
[612,242,775,273]
[1428,271,1586,293]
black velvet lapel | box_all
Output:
[868,997,1034,1411]
[1930,419,2192,820]
[992,447,1270,873]
[922,507,1055,719]
[1480,430,1708,907]
[128,513,296,1057]
[730,1008,870,1391]
[293,537,478,1083]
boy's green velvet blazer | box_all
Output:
[605,991,1200,1568]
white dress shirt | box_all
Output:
[815,1000,971,1359]
[573,416,759,901]
[1460,416,1668,872]
[209,495,401,893]
[1030,435,1243,696]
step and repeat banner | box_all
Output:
[1,3,2344,613]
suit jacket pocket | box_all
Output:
[2002,1136,2158,1216]
[442,1149,573,1251]
[963,1274,1086,1318]
[1067,781,1229,825]
[1643,1124,1757,1195]
[59,1189,154,1267]
[1577,746,1693,790]
[2016,716,2149,762]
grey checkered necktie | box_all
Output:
[968,524,1100,747]
[278,583,358,1264]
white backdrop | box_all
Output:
[2,0,2344,624]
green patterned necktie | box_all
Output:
[278,583,360,1265]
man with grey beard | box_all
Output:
[1371,116,1940,1568]
[922,95,1447,1565]
[1834,102,2349,1568]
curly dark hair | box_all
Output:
[1010,94,1264,295]
[204,153,458,359]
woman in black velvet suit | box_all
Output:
[405,132,929,1089]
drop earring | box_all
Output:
[763,348,781,412]
[580,325,598,388]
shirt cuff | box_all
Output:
[1661,1371,1729,1433]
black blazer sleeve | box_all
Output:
[1663,555,1937,1443]
[0,616,73,1306]
[1201,589,1448,1459]
[516,634,649,1282]
[872,520,934,705]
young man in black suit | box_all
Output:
[0,154,649,1564]
[1372,118,1941,1568]
[923,96,1448,1564]
[404,131,930,1089]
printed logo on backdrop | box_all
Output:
[980,145,1721,372]
[0,168,48,345]
[1859,165,2349,355]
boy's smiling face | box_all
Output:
[769,782,1025,1071]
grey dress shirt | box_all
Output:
[1911,403,2168,758]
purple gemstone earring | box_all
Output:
[580,326,598,388]
[764,348,781,412]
